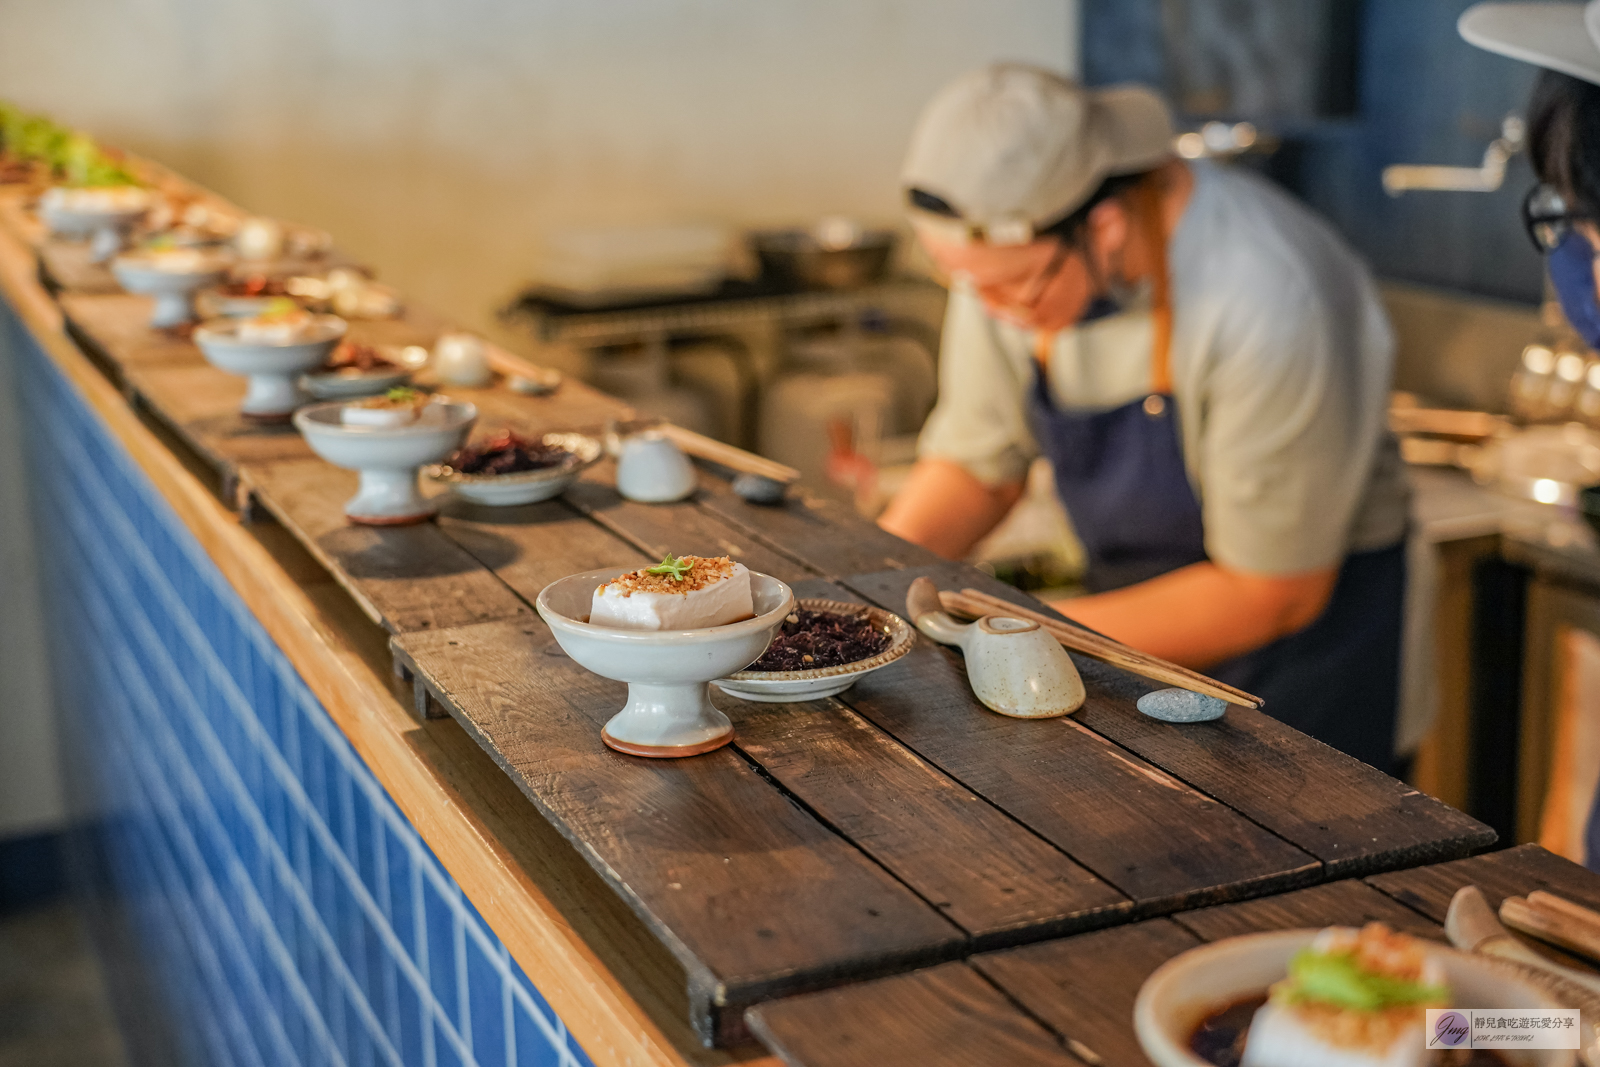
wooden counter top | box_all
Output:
[0,173,1495,1064]
[747,844,1600,1067]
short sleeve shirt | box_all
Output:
[917,160,1410,575]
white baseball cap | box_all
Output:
[1459,0,1600,84]
[901,64,1174,245]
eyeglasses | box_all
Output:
[1523,183,1590,253]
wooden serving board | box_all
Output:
[388,502,1483,1046]
[746,845,1600,1067]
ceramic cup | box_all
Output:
[111,251,231,329]
[905,577,1085,718]
[193,315,347,420]
[613,432,696,503]
[536,568,795,758]
[293,398,477,525]
[1134,928,1578,1067]
[433,333,493,388]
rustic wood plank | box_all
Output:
[693,480,945,579]
[1366,843,1600,923]
[242,459,531,634]
[38,238,121,294]
[730,579,1133,947]
[564,474,822,588]
[62,292,201,369]
[973,919,1197,1067]
[1174,879,1444,943]
[835,636,1320,910]
[390,617,966,1047]
[125,363,316,472]
[842,562,1496,878]
[432,495,654,604]
[745,961,1085,1067]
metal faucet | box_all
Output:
[1381,115,1525,196]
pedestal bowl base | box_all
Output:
[601,725,735,759]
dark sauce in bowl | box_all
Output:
[1189,997,1511,1067]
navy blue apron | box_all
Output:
[1025,208,1404,773]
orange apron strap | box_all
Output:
[1133,179,1175,396]
[1033,330,1055,369]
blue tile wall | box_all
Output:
[2,297,592,1067]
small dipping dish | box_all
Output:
[426,432,603,506]
[293,398,476,525]
[714,598,914,702]
[112,249,231,329]
[536,568,795,758]
[193,315,347,421]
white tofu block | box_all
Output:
[341,405,419,427]
[148,249,212,273]
[238,318,312,344]
[1240,1003,1426,1067]
[590,562,753,630]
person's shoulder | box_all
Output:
[1177,163,1378,342]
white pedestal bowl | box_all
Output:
[38,188,151,262]
[293,399,476,525]
[536,568,795,758]
[193,316,347,421]
[111,252,231,329]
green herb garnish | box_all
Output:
[645,553,694,582]
[1278,948,1448,1012]
[384,386,421,403]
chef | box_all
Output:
[878,65,1411,771]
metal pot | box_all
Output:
[748,224,895,290]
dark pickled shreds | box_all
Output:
[746,608,890,672]
[448,431,572,475]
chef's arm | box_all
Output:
[879,458,1024,560]
[1054,560,1338,670]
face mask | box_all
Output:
[1548,230,1600,350]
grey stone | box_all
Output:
[732,473,786,505]
[1136,687,1227,723]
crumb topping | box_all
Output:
[597,555,737,597]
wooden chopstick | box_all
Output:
[655,424,801,484]
[1501,894,1600,964]
[940,588,1263,709]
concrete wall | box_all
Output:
[0,0,1075,339]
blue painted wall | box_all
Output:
[1083,0,1547,303]
[4,296,593,1067]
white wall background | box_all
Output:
[0,0,1075,337]
[0,1,1075,837]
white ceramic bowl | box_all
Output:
[39,189,150,262]
[111,252,231,328]
[1134,929,1579,1067]
[293,398,476,525]
[713,598,914,702]
[193,315,347,419]
[536,568,795,757]
[425,432,603,506]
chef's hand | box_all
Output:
[1053,560,1338,669]
[878,458,1023,560]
